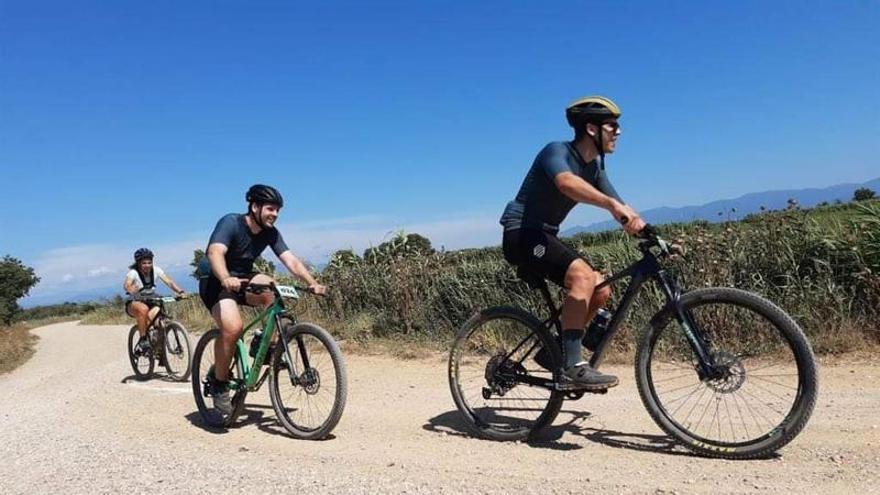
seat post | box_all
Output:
[516,265,561,325]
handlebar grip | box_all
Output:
[638,224,659,239]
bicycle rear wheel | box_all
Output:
[448,306,564,441]
[163,321,193,381]
[269,323,348,439]
[636,288,818,459]
[127,325,154,380]
[191,328,247,428]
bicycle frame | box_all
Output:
[133,296,176,355]
[524,245,719,380]
[228,285,310,392]
[143,298,172,329]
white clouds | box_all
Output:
[23,211,501,305]
[87,267,112,277]
[26,238,203,302]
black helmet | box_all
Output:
[565,95,622,128]
[134,248,154,262]
[246,184,284,207]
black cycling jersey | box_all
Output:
[500,141,622,234]
[202,213,290,277]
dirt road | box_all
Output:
[1,321,877,494]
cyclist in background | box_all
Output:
[124,248,186,354]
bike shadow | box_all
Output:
[424,408,703,457]
[422,408,581,451]
[184,404,336,441]
[120,374,184,384]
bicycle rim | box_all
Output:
[638,288,817,458]
[127,325,154,380]
[269,323,347,439]
[191,329,246,428]
[448,307,563,441]
[163,322,192,381]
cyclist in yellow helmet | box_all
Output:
[499,95,646,390]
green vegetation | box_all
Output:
[311,200,880,357]
[25,198,880,365]
[13,301,102,323]
[0,256,40,326]
[854,187,876,202]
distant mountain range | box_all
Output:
[561,177,880,236]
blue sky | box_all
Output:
[2,1,878,306]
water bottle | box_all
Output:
[582,308,612,352]
[249,329,263,358]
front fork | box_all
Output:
[657,271,719,379]
[275,315,313,387]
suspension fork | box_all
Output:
[657,271,718,377]
[275,313,305,383]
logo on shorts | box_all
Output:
[532,244,546,258]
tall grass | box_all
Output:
[78,202,880,357]
[314,205,880,355]
[79,296,216,333]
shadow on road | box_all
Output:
[120,374,183,384]
[424,408,704,457]
[184,403,336,441]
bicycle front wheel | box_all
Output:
[269,323,348,440]
[191,328,247,428]
[163,321,193,381]
[448,306,564,441]
[127,325,154,380]
[636,288,818,459]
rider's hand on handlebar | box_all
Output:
[613,203,646,235]
[309,283,328,296]
[221,277,243,293]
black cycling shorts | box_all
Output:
[198,274,256,312]
[124,298,158,317]
[502,228,586,287]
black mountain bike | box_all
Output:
[448,227,818,459]
[127,293,193,381]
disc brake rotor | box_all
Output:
[705,350,746,393]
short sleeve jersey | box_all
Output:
[125,266,166,292]
[499,141,623,234]
[205,213,290,277]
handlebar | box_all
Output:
[239,281,324,297]
[128,293,188,303]
[633,224,685,259]
[618,214,683,258]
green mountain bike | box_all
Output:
[191,283,347,440]
[448,226,818,459]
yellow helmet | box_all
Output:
[565,95,621,128]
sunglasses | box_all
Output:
[602,121,621,132]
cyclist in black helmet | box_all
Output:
[499,95,646,390]
[198,184,327,416]
[124,248,187,354]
